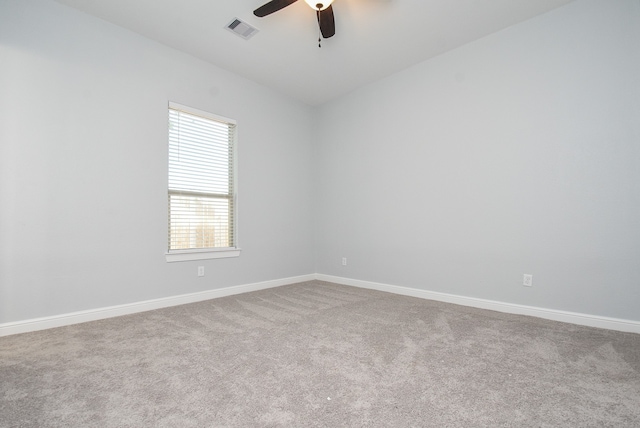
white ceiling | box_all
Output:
[53,0,575,106]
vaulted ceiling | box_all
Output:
[53,0,575,106]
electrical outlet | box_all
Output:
[198,266,205,277]
[523,274,533,287]
[342,257,347,266]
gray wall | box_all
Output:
[314,0,640,320]
[0,0,315,323]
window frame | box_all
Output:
[165,102,240,262]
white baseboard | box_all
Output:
[316,274,640,334]
[0,274,316,337]
[3,273,638,337]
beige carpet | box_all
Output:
[1,280,639,427]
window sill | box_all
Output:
[165,248,241,263]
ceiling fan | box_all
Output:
[253,0,336,46]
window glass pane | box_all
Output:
[169,193,231,249]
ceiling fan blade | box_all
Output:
[318,5,335,38]
[254,0,299,17]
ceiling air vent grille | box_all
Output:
[225,18,259,40]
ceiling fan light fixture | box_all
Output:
[304,0,334,11]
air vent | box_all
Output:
[225,18,259,40]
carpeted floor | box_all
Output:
[1,280,639,427]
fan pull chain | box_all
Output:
[317,8,322,48]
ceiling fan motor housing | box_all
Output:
[304,0,333,11]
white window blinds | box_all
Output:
[168,103,236,251]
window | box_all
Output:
[166,102,239,262]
